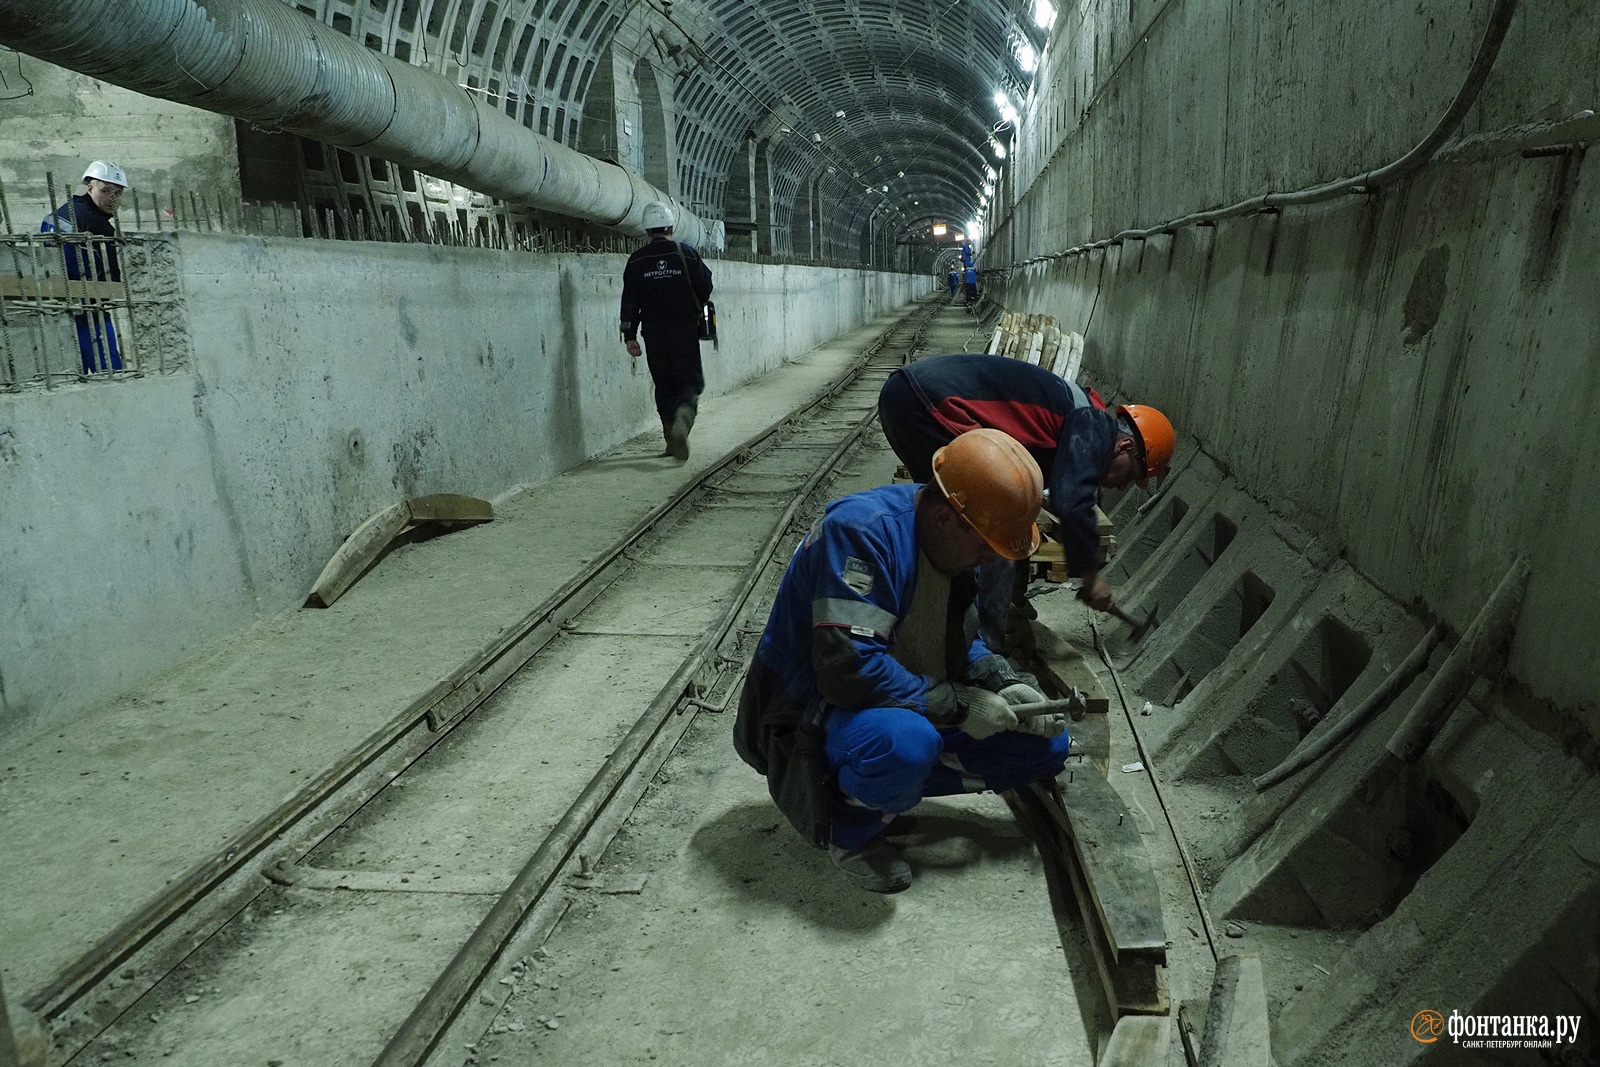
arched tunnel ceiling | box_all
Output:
[681,0,1043,240]
[158,0,1047,257]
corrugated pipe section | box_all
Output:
[0,0,712,247]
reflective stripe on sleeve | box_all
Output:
[812,597,896,639]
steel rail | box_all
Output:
[25,298,940,1062]
[375,322,936,1065]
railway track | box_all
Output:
[32,300,942,1066]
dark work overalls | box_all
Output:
[619,237,714,431]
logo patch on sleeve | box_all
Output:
[841,557,874,596]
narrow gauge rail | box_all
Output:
[37,301,941,1066]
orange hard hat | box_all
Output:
[1118,404,1175,487]
[931,428,1043,560]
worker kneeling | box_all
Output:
[733,429,1072,893]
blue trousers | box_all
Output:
[74,311,122,374]
[823,705,1072,849]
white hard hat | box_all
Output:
[83,161,128,188]
[641,201,675,230]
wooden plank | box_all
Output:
[305,502,410,608]
[1101,1014,1173,1066]
[1178,999,1206,1067]
[1028,621,1111,714]
[1008,786,1169,1017]
[1044,773,1169,963]
[0,275,125,300]
[1062,714,1109,778]
[1198,955,1272,1067]
[1031,540,1065,564]
[405,493,493,524]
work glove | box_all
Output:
[954,684,1018,740]
[1001,681,1071,739]
[999,682,1048,707]
[1017,714,1069,739]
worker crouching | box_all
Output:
[733,429,1074,893]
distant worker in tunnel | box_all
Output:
[734,429,1074,893]
[41,160,128,375]
[947,265,960,297]
[877,353,1175,648]
[620,201,714,461]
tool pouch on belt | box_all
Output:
[733,667,831,848]
[672,242,716,346]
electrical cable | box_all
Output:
[1002,0,1521,269]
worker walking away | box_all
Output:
[877,352,1175,648]
[733,429,1073,893]
[620,201,713,461]
[41,161,128,374]
[947,265,960,297]
[961,263,979,310]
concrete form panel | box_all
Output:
[996,139,1600,727]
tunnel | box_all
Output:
[1,0,1597,1063]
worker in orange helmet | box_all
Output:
[877,353,1175,647]
[734,429,1074,893]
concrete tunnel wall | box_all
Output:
[988,0,1600,742]
[0,234,924,736]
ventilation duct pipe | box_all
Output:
[0,0,713,247]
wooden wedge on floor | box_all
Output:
[306,493,494,608]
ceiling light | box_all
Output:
[1032,0,1056,29]
[993,91,1020,127]
[835,109,846,118]
[1013,39,1037,72]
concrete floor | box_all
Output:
[6,303,1221,1065]
[0,308,924,994]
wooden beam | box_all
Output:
[1101,1014,1172,1066]
[1028,620,1110,714]
[0,275,125,300]
[305,503,411,608]
[1048,773,1169,963]
[1008,785,1169,1017]
[405,493,495,524]
[1198,955,1272,1067]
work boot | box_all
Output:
[667,404,694,461]
[828,837,912,893]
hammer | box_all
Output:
[1008,695,1086,720]
[1105,602,1159,642]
